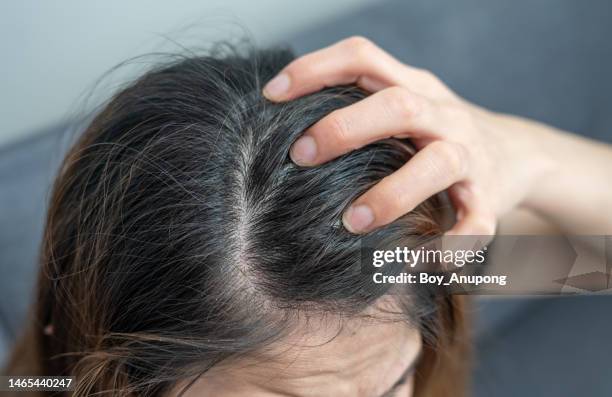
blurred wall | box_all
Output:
[0,0,375,147]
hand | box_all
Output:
[263,37,556,235]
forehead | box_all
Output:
[178,300,422,397]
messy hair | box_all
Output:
[5,45,468,396]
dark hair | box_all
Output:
[5,44,468,396]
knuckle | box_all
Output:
[444,103,475,127]
[345,35,374,48]
[383,86,420,120]
[385,179,413,214]
[416,67,440,83]
[428,141,468,180]
[325,111,352,148]
[345,36,377,59]
[387,193,408,219]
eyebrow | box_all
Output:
[378,350,422,397]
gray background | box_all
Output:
[0,0,376,146]
[2,0,612,395]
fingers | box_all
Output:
[448,211,496,239]
[290,87,445,166]
[263,36,429,101]
[342,141,470,233]
[264,37,491,236]
[446,184,497,238]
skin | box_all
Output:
[171,299,421,397]
[262,36,612,236]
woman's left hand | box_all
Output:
[262,37,555,235]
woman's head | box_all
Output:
[7,45,467,396]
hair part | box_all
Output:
[4,44,468,397]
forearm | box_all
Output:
[512,116,612,234]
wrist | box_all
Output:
[488,111,561,213]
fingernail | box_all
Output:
[290,136,317,165]
[263,73,290,100]
[343,204,375,233]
